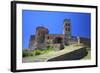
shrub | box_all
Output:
[32,50,43,56]
[23,50,33,57]
[46,45,53,51]
[31,46,54,56]
[35,50,41,55]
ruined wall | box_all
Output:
[45,34,64,44]
[28,35,35,50]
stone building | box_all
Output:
[29,19,73,50]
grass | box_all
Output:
[23,46,54,57]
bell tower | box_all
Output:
[64,19,71,45]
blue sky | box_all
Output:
[22,10,91,49]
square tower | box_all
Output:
[64,19,71,45]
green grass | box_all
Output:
[23,45,54,57]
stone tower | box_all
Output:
[64,19,71,45]
[35,26,49,49]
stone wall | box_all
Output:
[48,47,88,61]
